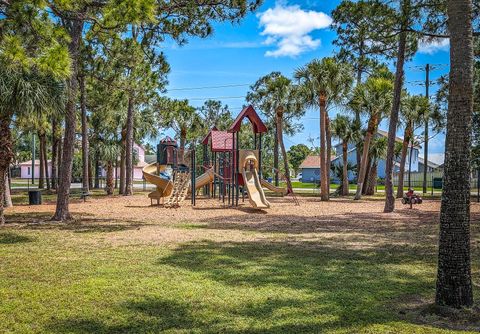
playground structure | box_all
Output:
[143,105,294,209]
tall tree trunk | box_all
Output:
[365,160,378,195]
[53,18,84,221]
[276,107,293,193]
[362,157,371,195]
[384,0,408,212]
[94,156,100,189]
[396,126,411,198]
[423,118,429,193]
[274,122,279,186]
[124,95,134,196]
[4,171,12,208]
[57,135,63,182]
[436,0,474,308]
[51,119,58,190]
[408,141,414,189]
[342,141,349,196]
[79,74,89,193]
[0,112,14,225]
[88,158,93,189]
[41,133,50,190]
[319,95,328,201]
[326,114,332,194]
[354,116,377,200]
[106,161,114,195]
[38,131,45,189]
[119,131,126,194]
[355,44,364,173]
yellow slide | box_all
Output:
[240,150,270,209]
[260,179,287,195]
[142,163,174,203]
[195,167,214,190]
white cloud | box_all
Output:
[257,3,332,57]
[418,38,449,54]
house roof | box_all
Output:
[19,160,51,166]
[376,129,421,148]
[228,105,268,134]
[299,155,321,169]
[418,157,441,169]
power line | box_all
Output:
[168,83,250,91]
[188,95,246,101]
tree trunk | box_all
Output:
[57,135,63,182]
[94,156,100,189]
[423,118,429,193]
[51,119,58,190]
[326,114,332,194]
[119,131,126,194]
[124,95,134,196]
[4,171,12,208]
[319,95,328,201]
[355,46,364,173]
[362,157,371,195]
[42,133,50,190]
[365,160,377,195]
[342,141,349,196]
[0,112,14,225]
[38,131,45,189]
[276,107,293,193]
[435,0,474,308]
[354,116,377,200]
[79,74,89,193]
[179,128,186,166]
[384,0,408,212]
[274,122,279,186]
[396,126,411,198]
[408,141,414,189]
[106,161,114,195]
[88,158,93,190]
[53,18,84,221]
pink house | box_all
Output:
[19,160,52,179]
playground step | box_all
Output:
[165,171,191,208]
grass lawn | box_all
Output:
[1,194,479,333]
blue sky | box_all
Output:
[160,0,450,164]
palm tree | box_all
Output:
[396,95,428,198]
[0,62,66,225]
[95,142,120,195]
[161,98,202,165]
[349,74,393,200]
[247,72,305,194]
[435,0,474,308]
[331,115,359,195]
[294,58,353,201]
[365,136,387,195]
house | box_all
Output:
[418,157,442,172]
[19,143,150,180]
[19,160,52,179]
[299,129,427,183]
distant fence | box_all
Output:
[9,177,154,191]
[392,171,479,190]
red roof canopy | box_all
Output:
[201,126,218,145]
[210,131,234,152]
[228,105,267,134]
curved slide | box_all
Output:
[142,163,174,202]
[240,150,270,209]
[260,179,287,195]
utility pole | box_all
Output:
[423,64,430,193]
[31,133,35,185]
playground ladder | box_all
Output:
[165,171,191,208]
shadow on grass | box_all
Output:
[47,239,446,333]
[5,212,146,233]
[0,232,34,244]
